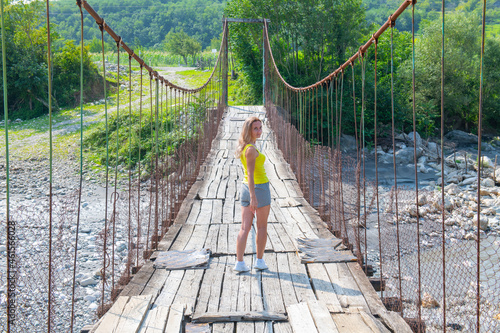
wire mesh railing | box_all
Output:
[1,0,228,331]
[264,0,498,332]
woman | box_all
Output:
[234,116,271,272]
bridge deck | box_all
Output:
[87,106,411,333]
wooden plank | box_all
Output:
[139,305,170,333]
[324,263,369,312]
[196,200,213,225]
[185,200,202,225]
[184,224,210,251]
[219,256,239,312]
[173,268,205,316]
[154,270,185,307]
[261,253,286,313]
[120,262,154,297]
[359,311,391,333]
[164,303,185,333]
[141,269,170,299]
[346,262,412,333]
[114,295,153,333]
[185,323,210,333]
[203,224,219,253]
[212,323,234,332]
[307,300,340,333]
[273,223,297,252]
[307,264,343,313]
[157,224,183,252]
[286,252,316,303]
[283,180,302,198]
[236,322,255,333]
[93,296,130,333]
[331,313,373,333]
[274,322,293,333]
[193,256,226,317]
[269,178,290,198]
[216,163,230,199]
[250,262,264,312]
[169,225,195,251]
[275,253,298,307]
[192,311,287,323]
[222,197,235,224]
[266,223,285,253]
[217,223,229,254]
[286,207,319,239]
[236,255,253,312]
[211,199,223,224]
[287,302,319,333]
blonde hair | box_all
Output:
[235,116,262,158]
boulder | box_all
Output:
[481,178,495,188]
[394,147,423,165]
[424,142,441,161]
[422,292,440,308]
[445,130,478,145]
[408,131,423,148]
[473,214,489,230]
[340,134,357,152]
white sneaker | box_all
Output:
[234,261,250,273]
[254,259,268,271]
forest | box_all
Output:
[1,0,499,136]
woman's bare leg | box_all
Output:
[255,205,270,259]
[237,206,254,262]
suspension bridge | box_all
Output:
[1,0,498,332]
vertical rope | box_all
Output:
[154,75,160,249]
[71,2,85,330]
[1,0,14,330]
[127,53,132,282]
[411,3,423,328]
[360,51,368,270]
[440,0,447,329]
[476,0,487,330]
[389,19,403,312]
[136,65,144,268]
[45,0,54,328]
[99,21,110,312]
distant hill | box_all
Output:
[363,0,500,35]
[51,0,226,49]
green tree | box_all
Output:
[164,29,202,65]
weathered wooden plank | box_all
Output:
[331,313,373,333]
[196,200,212,225]
[141,269,170,299]
[157,224,183,252]
[287,302,319,333]
[275,253,298,307]
[114,295,153,333]
[94,296,130,333]
[185,323,210,333]
[184,225,210,251]
[236,322,255,333]
[307,264,343,313]
[324,263,369,312]
[219,256,239,312]
[185,200,202,225]
[261,253,286,313]
[120,262,154,297]
[236,255,253,312]
[203,224,219,253]
[266,223,285,253]
[275,162,296,181]
[139,304,170,333]
[193,256,226,318]
[222,197,235,224]
[192,311,287,323]
[286,206,319,239]
[212,323,234,333]
[154,270,185,307]
[283,180,302,198]
[217,223,229,254]
[307,300,340,333]
[164,303,185,333]
[286,252,316,303]
[274,322,293,333]
[359,311,391,333]
[169,225,195,251]
[172,268,205,316]
[273,223,297,252]
[250,263,264,312]
[346,262,412,333]
[216,163,230,199]
[211,199,223,224]
[269,178,290,198]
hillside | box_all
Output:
[363,0,500,35]
[51,0,226,49]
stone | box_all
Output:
[473,214,489,231]
[394,147,423,165]
[84,295,97,303]
[0,245,6,252]
[418,194,427,206]
[421,292,440,308]
[445,130,478,144]
[79,278,98,287]
[478,156,493,169]
[464,232,477,240]
[489,217,499,228]
[340,134,357,152]
[424,142,441,161]
[408,131,423,148]
[461,177,476,186]
[445,184,459,195]
[481,178,495,188]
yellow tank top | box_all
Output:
[241,144,269,184]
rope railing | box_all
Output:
[263,0,495,332]
[1,0,228,331]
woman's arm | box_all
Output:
[245,145,259,213]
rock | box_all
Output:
[0,245,6,252]
[421,292,440,308]
[481,178,495,188]
[444,197,454,211]
[445,184,460,195]
[461,177,476,186]
[408,131,423,148]
[445,130,478,144]
[394,147,423,165]
[116,242,127,252]
[483,207,496,216]
[84,295,97,303]
[478,156,493,169]
[464,232,477,240]
[424,142,441,161]
[489,217,499,228]
[80,228,92,234]
[473,214,489,230]
[495,169,500,181]
[88,303,98,310]
[340,134,357,152]
[445,218,457,226]
[79,278,98,287]
[418,194,427,206]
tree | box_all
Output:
[164,29,202,65]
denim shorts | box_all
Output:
[240,182,271,208]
